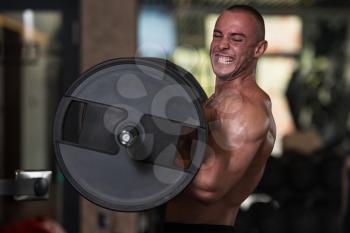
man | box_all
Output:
[165,5,276,232]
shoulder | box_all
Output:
[211,88,271,120]
[243,90,274,141]
[209,88,273,145]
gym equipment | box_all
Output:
[0,170,52,200]
[53,58,208,211]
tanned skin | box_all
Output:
[166,9,276,225]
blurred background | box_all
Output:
[0,0,350,232]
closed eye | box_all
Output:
[231,36,244,42]
[213,33,222,38]
[213,29,223,38]
[230,33,246,42]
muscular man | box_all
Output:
[165,5,276,231]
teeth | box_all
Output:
[217,56,233,64]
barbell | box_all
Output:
[53,58,209,211]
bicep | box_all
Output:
[210,111,272,190]
[223,133,268,189]
[189,131,267,204]
[190,95,272,203]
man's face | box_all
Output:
[210,10,263,80]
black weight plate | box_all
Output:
[53,58,208,211]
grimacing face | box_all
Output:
[210,10,266,81]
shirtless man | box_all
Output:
[165,5,276,230]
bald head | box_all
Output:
[224,5,265,41]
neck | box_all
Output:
[215,67,256,95]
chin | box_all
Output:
[212,62,236,77]
[213,68,235,81]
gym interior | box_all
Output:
[0,0,350,233]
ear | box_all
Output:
[254,40,268,58]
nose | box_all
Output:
[219,37,229,50]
